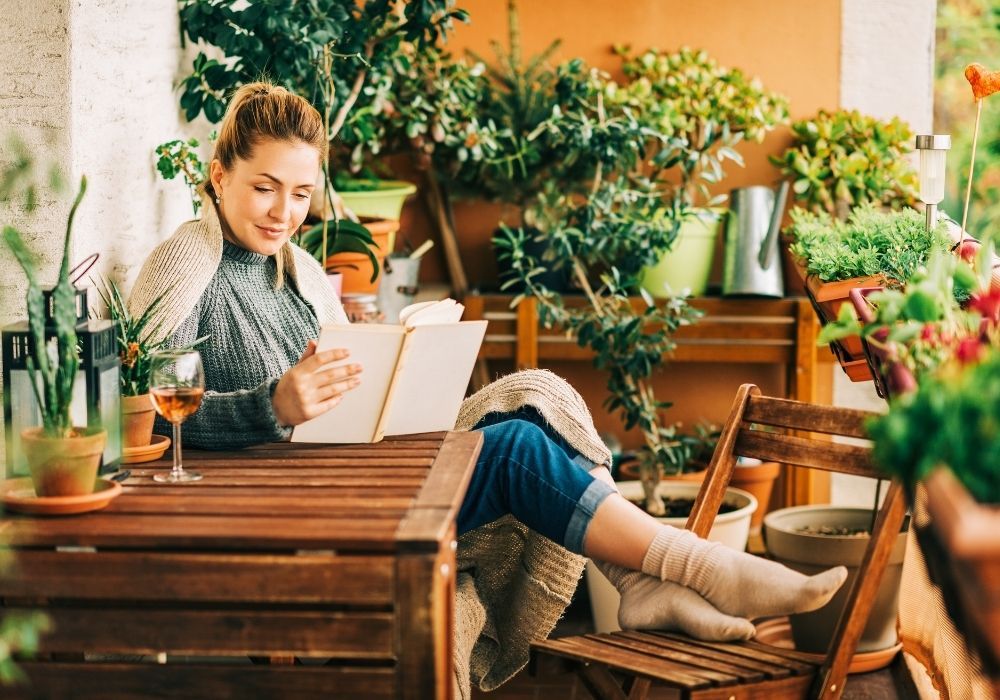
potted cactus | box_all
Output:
[3,177,107,497]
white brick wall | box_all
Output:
[0,0,200,475]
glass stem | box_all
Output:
[172,421,183,476]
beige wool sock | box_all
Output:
[594,561,755,641]
[639,527,848,621]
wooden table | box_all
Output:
[0,431,482,700]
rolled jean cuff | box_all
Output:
[563,479,617,554]
[572,453,598,471]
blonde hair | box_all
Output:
[209,81,328,287]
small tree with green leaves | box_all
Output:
[494,47,787,515]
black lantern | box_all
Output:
[3,286,122,476]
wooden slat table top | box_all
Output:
[0,431,482,554]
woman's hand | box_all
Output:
[272,340,362,427]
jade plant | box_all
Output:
[787,204,952,285]
[616,46,789,213]
[771,109,919,220]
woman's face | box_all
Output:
[211,138,321,256]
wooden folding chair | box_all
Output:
[531,384,908,700]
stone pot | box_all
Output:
[587,481,757,633]
[121,393,156,448]
[763,505,909,653]
[21,426,107,497]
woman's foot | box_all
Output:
[641,527,848,620]
[617,574,756,641]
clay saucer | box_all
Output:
[1,478,122,516]
[122,434,171,464]
[754,617,902,674]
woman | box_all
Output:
[129,82,846,669]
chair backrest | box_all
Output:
[686,383,908,699]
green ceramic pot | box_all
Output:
[339,180,417,221]
[640,209,725,298]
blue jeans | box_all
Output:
[457,407,616,554]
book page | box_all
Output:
[383,320,487,436]
[291,325,406,443]
[402,299,464,326]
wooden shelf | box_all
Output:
[463,293,825,507]
[464,294,820,399]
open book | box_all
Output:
[290,299,487,444]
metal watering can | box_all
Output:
[722,181,790,297]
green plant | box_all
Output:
[0,136,68,683]
[787,204,952,284]
[155,137,210,215]
[770,109,919,220]
[95,279,206,396]
[819,243,998,383]
[3,177,87,438]
[175,0,465,175]
[616,46,789,212]
[493,45,787,515]
[297,217,380,280]
[936,0,1000,240]
[868,346,1000,504]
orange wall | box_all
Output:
[396,0,841,445]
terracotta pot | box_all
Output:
[730,460,780,530]
[20,426,107,497]
[617,458,706,483]
[794,258,883,382]
[121,393,156,448]
[325,218,399,295]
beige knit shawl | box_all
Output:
[451,369,610,697]
[127,195,348,342]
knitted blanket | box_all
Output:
[451,369,611,697]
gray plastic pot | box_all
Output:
[763,505,909,653]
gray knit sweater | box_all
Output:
[155,240,320,449]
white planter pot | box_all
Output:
[763,505,909,653]
[587,481,758,633]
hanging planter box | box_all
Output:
[793,258,886,382]
[919,467,1000,670]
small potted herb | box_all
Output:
[787,204,952,378]
[95,279,205,449]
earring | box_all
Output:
[215,195,221,204]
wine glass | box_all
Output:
[149,349,205,483]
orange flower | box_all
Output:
[122,342,140,369]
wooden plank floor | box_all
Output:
[472,585,924,700]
